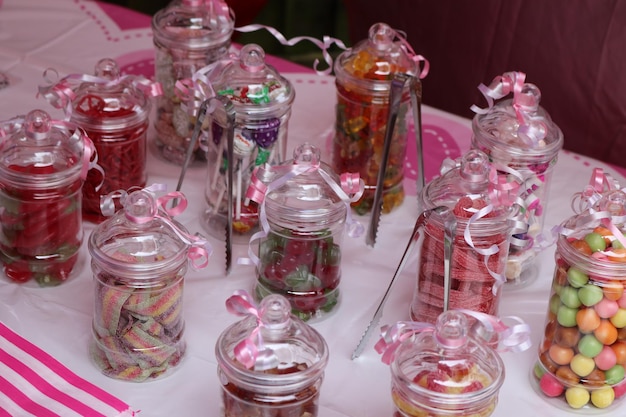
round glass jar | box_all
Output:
[332,22,418,215]
[471,74,564,286]
[203,43,295,242]
[88,188,192,381]
[71,58,150,223]
[215,292,329,417]
[0,110,88,286]
[410,150,515,323]
[254,144,347,321]
[532,190,626,411]
[390,311,505,417]
[152,0,234,164]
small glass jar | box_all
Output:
[0,110,89,286]
[71,58,150,223]
[215,292,329,417]
[88,188,195,382]
[332,22,418,215]
[254,144,348,321]
[203,43,295,242]
[410,150,516,323]
[389,311,505,417]
[533,190,626,411]
[152,0,234,164]
[471,73,564,286]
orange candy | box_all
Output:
[603,280,625,301]
[577,308,601,333]
[594,320,618,345]
[593,226,613,246]
[608,248,626,263]
[549,344,575,365]
[611,341,626,365]
[570,239,593,256]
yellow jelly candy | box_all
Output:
[565,386,590,409]
[590,386,615,408]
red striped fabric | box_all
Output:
[0,322,135,417]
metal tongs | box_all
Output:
[367,73,425,247]
[175,96,236,274]
[352,205,456,359]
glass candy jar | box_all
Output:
[333,22,419,215]
[203,43,295,241]
[89,187,209,381]
[471,71,564,286]
[70,58,151,223]
[410,150,517,324]
[533,190,626,410]
[216,291,329,417]
[152,0,234,164]
[0,110,93,286]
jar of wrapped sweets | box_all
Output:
[410,149,519,324]
[69,58,152,223]
[216,290,329,417]
[533,188,626,411]
[88,186,210,381]
[332,22,419,215]
[471,71,563,286]
[202,43,295,242]
[0,109,95,286]
[152,0,234,164]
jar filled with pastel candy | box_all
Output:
[215,290,329,417]
[88,186,210,381]
[152,0,234,164]
[332,22,419,215]
[0,110,94,286]
[203,43,295,241]
[533,189,626,410]
[471,71,564,286]
[410,149,519,323]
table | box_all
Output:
[2,1,626,416]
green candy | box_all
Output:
[549,293,562,315]
[567,267,589,288]
[578,284,604,307]
[560,286,582,308]
[584,232,606,252]
[605,364,626,385]
[578,334,603,358]
[557,305,578,327]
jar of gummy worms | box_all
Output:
[410,150,520,324]
[152,0,234,165]
[88,185,210,381]
[471,71,564,287]
[0,110,95,286]
[332,22,420,215]
[201,43,295,241]
[533,185,626,411]
[215,290,329,417]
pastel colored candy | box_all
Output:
[565,386,590,409]
[567,267,589,288]
[594,346,618,371]
[578,334,603,358]
[570,353,595,377]
[605,364,626,385]
[539,373,564,397]
[595,298,619,319]
[578,284,603,307]
[590,386,615,408]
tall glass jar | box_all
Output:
[471,72,564,286]
[533,190,626,411]
[410,150,516,324]
[203,43,295,242]
[88,188,201,382]
[71,58,151,223]
[333,22,418,215]
[0,110,90,286]
[152,0,234,164]
[216,291,329,417]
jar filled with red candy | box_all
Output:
[89,186,210,381]
[215,290,329,417]
[152,0,234,164]
[332,22,419,215]
[410,150,518,324]
[203,43,295,241]
[471,71,564,286]
[0,110,94,286]
[70,58,151,223]
[533,188,626,411]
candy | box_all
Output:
[594,346,618,371]
[611,341,626,364]
[570,354,595,377]
[611,308,626,328]
[539,373,564,397]
[560,286,582,308]
[591,386,615,408]
[576,308,601,333]
[565,386,590,409]
[605,364,626,385]
[584,232,607,252]
[595,297,619,319]
[556,305,578,327]
[578,284,603,307]
[594,320,618,345]
[578,334,604,358]
[549,344,575,365]
[567,267,589,288]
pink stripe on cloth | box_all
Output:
[0,322,136,417]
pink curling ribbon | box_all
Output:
[100,184,213,269]
[571,167,621,214]
[375,310,531,365]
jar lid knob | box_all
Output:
[435,310,469,349]
[368,22,395,51]
[124,189,158,221]
[460,149,490,182]
[94,58,120,80]
[293,143,321,166]
[259,294,291,330]
[24,109,52,141]
[240,44,266,73]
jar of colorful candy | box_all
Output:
[533,188,626,410]
[88,186,210,381]
[410,150,519,323]
[70,58,152,223]
[202,43,295,241]
[215,290,329,417]
[332,22,419,215]
[0,110,94,286]
[471,71,564,286]
[152,0,234,164]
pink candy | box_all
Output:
[540,373,564,397]
[595,297,619,319]
[595,346,618,371]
